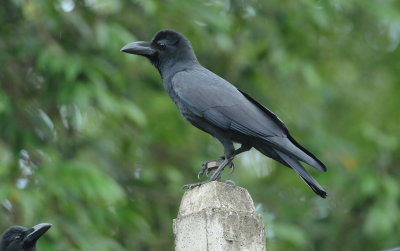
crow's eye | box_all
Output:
[157,42,167,50]
[15,235,22,240]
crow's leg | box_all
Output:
[207,156,234,181]
[183,157,234,190]
[198,156,226,179]
[233,144,252,156]
[198,144,252,178]
[185,141,235,189]
[228,144,252,174]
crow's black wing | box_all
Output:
[172,68,286,137]
[171,68,325,171]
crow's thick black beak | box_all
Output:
[23,223,51,244]
[120,41,155,56]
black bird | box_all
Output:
[1,223,51,251]
[121,30,327,198]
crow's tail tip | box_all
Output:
[318,190,327,199]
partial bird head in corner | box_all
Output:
[121,29,198,74]
[1,223,51,251]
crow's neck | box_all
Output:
[155,49,198,80]
[157,58,198,80]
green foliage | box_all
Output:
[1,0,399,250]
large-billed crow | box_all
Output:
[0,223,51,251]
[121,30,327,198]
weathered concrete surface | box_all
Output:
[173,181,266,251]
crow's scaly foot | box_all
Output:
[198,157,235,178]
[189,156,234,189]
[198,157,224,179]
[182,179,235,190]
[182,181,209,190]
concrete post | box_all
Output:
[173,181,266,251]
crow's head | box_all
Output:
[1,223,51,251]
[121,30,197,73]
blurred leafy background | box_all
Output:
[1,0,399,250]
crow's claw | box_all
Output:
[197,164,208,179]
[182,181,207,190]
[228,162,235,174]
[187,157,234,190]
[182,179,234,190]
[200,157,224,177]
[223,179,235,185]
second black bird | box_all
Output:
[121,30,327,198]
[1,223,51,251]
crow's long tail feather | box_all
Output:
[275,149,327,198]
[269,137,326,172]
